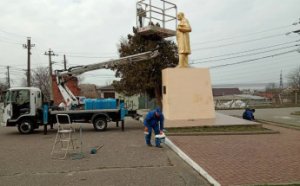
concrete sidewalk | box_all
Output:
[0,118,210,186]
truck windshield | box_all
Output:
[12,90,30,106]
[4,90,30,107]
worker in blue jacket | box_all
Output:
[144,108,164,148]
[242,108,255,121]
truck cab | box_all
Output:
[1,87,42,133]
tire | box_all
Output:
[17,119,34,134]
[93,118,107,131]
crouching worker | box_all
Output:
[242,108,255,121]
[144,108,164,148]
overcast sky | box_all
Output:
[0,0,299,88]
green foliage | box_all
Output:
[112,28,178,100]
[166,125,270,133]
[291,111,300,115]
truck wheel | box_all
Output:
[93,118,107,131]
[18,119,34,134]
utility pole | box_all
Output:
[63,54,67,70]
[6,66,10,88]
[23,37,35,87]
[44,49,57,102]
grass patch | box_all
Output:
[166,125,271,133]
[255,184,300,186]
[290,111,300,115]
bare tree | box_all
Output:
[286,66,300,104]
[0,80,8,102]
[0,80,8,91]
[287,66,300,90]
[33,67,50,101]
[22,67,50,101]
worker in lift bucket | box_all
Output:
[137,4,147,27]
[143,108,164,148]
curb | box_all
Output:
[165,137,221,186]
[166,130,279,136]
[257,119,300,131]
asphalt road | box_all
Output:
[0,117,210,186]
[219,107,300,127]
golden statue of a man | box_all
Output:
[176,12,192,68]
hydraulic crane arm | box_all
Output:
[55,50,159,105]
[57,50,159,77]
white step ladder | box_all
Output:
[51,114,78,159]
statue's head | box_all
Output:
[177,12,185,20]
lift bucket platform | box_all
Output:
[138,25,176,38]
[136,0,177,39]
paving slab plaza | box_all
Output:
[169,108,300,186]
[169,124,300,186]
[1,107,300,185]
[0,117,210,186]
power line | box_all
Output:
[212,63,298,81]
[191,45,298,64]
[0,65,25,71]
[210,55,299,74]
[209,49,298,69]
[0,28,27,38]
[65,55,117,59]
[193,33,286,51]
[0,38,23,45]
[192,23,296,45]
[191,40,300,61]
[56,51,117,55]
[14,62,49,67]
[0,34,23,43]
[2,71,26,75]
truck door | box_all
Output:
[2,90,12,126]
[13,90,30,119]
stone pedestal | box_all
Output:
[162,68,215,122]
